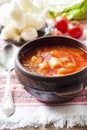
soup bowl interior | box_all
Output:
[15,36,87,103]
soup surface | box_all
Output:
[21,45,87,76]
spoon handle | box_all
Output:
[2,70,15,116]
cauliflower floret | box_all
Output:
[0,0,46,43]
[0,24,21,42]
[32,0,47,10]
[26,12,46,30]
[16,0,46,30]
[20,27,38,41]
[0,3,11,26]
[9,0,26,30]
[16,0,34,12]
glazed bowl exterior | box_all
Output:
[15,36,87,103]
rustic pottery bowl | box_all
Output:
[15,36,87,103]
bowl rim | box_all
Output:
[15,35,87,79]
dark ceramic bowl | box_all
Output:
[15,36,87,103]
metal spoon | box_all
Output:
[0,44,18,116]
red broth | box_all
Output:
[21,45,87,76]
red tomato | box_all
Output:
[51,28,63,36]
[67,21,83,39]
[54,16,69,33]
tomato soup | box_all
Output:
[21,45,87,76]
